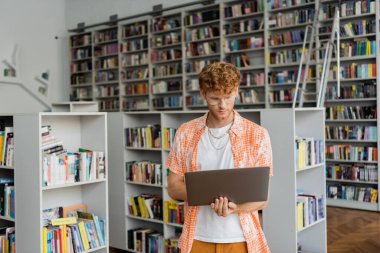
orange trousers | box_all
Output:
[190,240,248,253]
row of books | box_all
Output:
[99,100,119,111]
[186,26,219,42]
[269,48,314,65]
[71,34,91,47]
[186,41,218,57]
[42,207,106,253]
[127,194,163,220]
[42,149,106,187]
[126,161,162,186]
[96,85,119,97]
[152,17,180,33]
[336,63,376,79]
[268,69,315,84]
[162,128,176,150]
[327,184,377,203]
[120,38,148,53]
[122,22,147,38]
[268,0,313,10]
[269,9,315,28]
[339,39,375,57]
[164,200,184,225]
[0,127,14,167]
[224,19,263,36]
[127,228,164,253]
[70,62,91,73]
[165,237,180,253]
[186,79,199,91]
[325,105,377,120]
[94,43,118,57]
[225,54,251,68]
[236,89,261,104]
[343,19,376,38]
[121,53,148,67]
[0,179,15,219]
[123,98,149,111]
[296,138,324,169]
[319,0,375,19]
[269,89,294,102]
[326,164,377,182]
[325,81,376,100]
[0,227,15,253]
[94,57,118,70]
[184,10,220,26]
[70,74,92,85]
[153,96,183,109]
[122,67,149,80]
[296,193,324,231]
[325,125,377,141]
[268,30,304,46]
[153,33,181,48]
[185,94,207,107]
[186,59,218,73]
[325,145,378,161]
[125,83,148,96]
[226,36,264,52]
[71,88,91,100]
[153,63,182,77]
[152,49,182,62]
[94,28,117,44]
[95,71,118,83]
[125,125,161,149]
[71,48,91,61]
[224,0,264,18]
[242,72,265,87]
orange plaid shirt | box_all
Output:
[166,111,273,253]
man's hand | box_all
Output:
[210,197,238,217]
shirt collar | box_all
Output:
[196,110,244,138]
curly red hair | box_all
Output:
[199,62,240,94]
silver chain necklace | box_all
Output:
[208,130,229,150]
[207,124,232,150]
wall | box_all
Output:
[0,0,67,113]
[65,0,198,29]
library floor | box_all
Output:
[110,207,380,253]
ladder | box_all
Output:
[292,4,341,108]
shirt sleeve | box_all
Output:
[166,127,186,177]
[257,128,273,176]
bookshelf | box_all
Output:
[67,0,380,212]
[0,115,15,251]
[266,0,318,107]
[262,108,326,253]
[120,20,150,111]
[93,26,119,112]
[151,13,184,110]
[222,0,267,108]
[14,112,109,253]
[319,0,379,211]
[70,31,93,102]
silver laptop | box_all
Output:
[185,167,270,206]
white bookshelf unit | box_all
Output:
[14,112,109,253]
[262,108,326,253]
[0,115,15,250]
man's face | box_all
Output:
[201,88,237,121]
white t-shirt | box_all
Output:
[194,123,245,243]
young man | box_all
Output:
[166,62,273,253]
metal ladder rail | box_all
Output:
[317,6,340,108]
[293,5,341,108]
